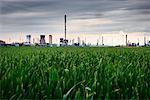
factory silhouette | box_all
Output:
[0,15,150,47]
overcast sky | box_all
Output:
[0,0,150,44]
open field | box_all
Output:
[0,47,150,99]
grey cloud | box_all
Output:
[129,4,150,10]
[1,1,59,14]
[0,0,150,34]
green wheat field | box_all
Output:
[0,47,150,99]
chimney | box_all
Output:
[64,15,66,41]
[126,35,128,46]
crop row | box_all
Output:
[0,47,150,99]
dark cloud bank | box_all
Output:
[0,0,150,34]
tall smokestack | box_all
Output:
[102,36,104,45]
[126,35,128,46]
[144,37,146,46]
[64,15,66,41]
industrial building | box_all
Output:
[0,40,6,46]
[26,35,31,43]
[60,38,68,46]
[40,35,46,44]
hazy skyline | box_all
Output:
[0,0,150,45]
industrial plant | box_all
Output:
[0,15,150,47]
